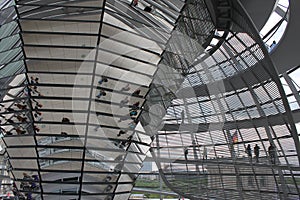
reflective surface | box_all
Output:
[0,0,299,200]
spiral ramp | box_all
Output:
[150,0,300,200]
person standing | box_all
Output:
[246,144,252,162]
[268,143,276,164]
[184,147,188,160]
[254,144,260,163]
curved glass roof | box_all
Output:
[0,0,299,200]
[260,0,289,51]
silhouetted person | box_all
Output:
[184,147,188,160]
[246,144,252,162]
[268,143,276,164]
[254,144,260,163]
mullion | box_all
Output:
[25,57,154,77]
[76,0,107,198]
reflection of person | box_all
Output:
[129,110,137,116]
[96,89,107,98]
[16,115,27,122]
[34,125,40,132]
[132,89,141,97]
[104,176,112,182]
[14,103,27,110]
[105,196,113,200]
[31,175,39,189]
[118,115,131,122]
[98,76,108,84]
[181,110,185,124]
[21,173,32,190]
[128,120,137,129]
[203,146,207,160]
[114,163,122,172]
[132,102,140,110]
[121,84,130,92]
[15,127,26,135]
[117,130,127,137]
[30,76,35,84]
[105,185,113,192]
[30,76,39,84]
[27,192,33,200]
[120,97,129,108]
